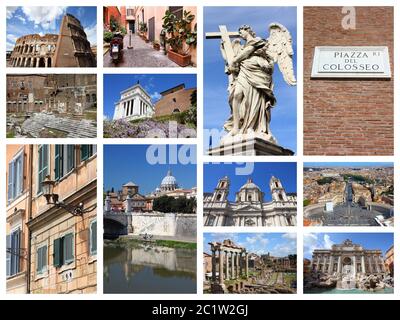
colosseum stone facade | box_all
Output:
[8,14,96,68]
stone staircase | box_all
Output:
[21,113,97,138]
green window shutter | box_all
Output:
[90,221,97,255]
[17,153,24,195]
[8,162,13,201]
[67,145,75,172]
[37,145,49,194]
[81,145,89,161]
[53,238,62,267]
[42,246,48,272]
[54,145,61,180]
[36,247,42,273]
[6,235,11,277]
[64,233,74,264]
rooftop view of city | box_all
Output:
[303,163,394,227]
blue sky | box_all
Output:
[203,162,296,201]
[204,233,297,257]
[6,6,97,51]
[203,7,297,152]
[103,74,197,119]
[304,162,393,168]
[104,145,197,194]
[304,233,393,259]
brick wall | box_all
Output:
[155,87,196,117]
[303,7,394,155]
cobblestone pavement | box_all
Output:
[104,34,179,67]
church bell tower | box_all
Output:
[270,176,288,202]
[212,176,230,202]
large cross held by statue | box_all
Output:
[205,25,240,65]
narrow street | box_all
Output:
[104,33,180,67]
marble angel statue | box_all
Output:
[220,23,296,144]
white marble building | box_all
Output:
[113,83,154,121]
[312,239,385,276]
[203,176,297,227]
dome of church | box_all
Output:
[240,178,260,190]
[160,170,178,191]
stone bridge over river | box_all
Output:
[103,211,196,241]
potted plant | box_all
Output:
[162,10,197,67]
[153,40,161,51]
[139,22,148,39]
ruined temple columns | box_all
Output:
[245,253,249,278]
[211,249,216,282]
[236,253,240,278]
[219,249,224,284]
[231,252,235,278]
[225,251,230,280]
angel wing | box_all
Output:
[266,23,297,86]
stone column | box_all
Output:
[231,252,235,279]
[225,251,230,280]
[361,255,366,273]
[219,249,224,284]
[352,256,356,275]
[236,253,240,278]
[245,253,249,278]
[238,253,242,278]
[316,255,320,271]
[211,249,216,282]
[328,255,333,274]
[368,256,372,273]
[375,256,380,273]
[337,256,342,273]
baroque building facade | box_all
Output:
[6,145,97,294]
[203,176,297,227]
[9,14,96,68]
[312,239,386,278]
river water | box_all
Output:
[104,242,197,293]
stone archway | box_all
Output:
[47,57,52,67]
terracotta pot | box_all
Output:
[153,44,160,50]
[167,50,191,67]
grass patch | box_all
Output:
[155,239,196,250]
[6,131,15,138]
[84,111,97,121]
[111,237,196,250]
[283,273,296,286]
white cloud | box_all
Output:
[6,34,18,43]
[303,233,318,255]
[245,236,257,244]
[150,92,162,101]
[282,233,297,240]
[85,24,97,46]
[6,41,15,51]
[16,15,26,24]
[6,7,18,19]
[22,6,66,30]
[323,234,334,249]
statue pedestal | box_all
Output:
[208,136,294,156]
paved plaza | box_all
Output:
[104,34,179,68]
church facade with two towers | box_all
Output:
[203,176,297,227]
